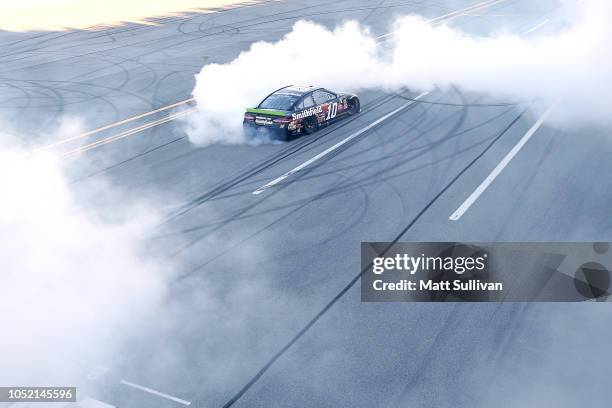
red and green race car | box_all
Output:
[243,85,360,141]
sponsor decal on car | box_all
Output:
[255,116,274,125]
[292,105,323,120]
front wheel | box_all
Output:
[348,97,360,115]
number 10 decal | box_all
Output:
[325,102,338,121]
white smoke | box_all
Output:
[0,127,171,387]
[186,0,611,146]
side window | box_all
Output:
[312,90,336,105]
[301,95,316,108]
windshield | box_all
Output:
[258,92,300,110]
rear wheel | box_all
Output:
[303,115,319,135]
[282,129,293,142]
[348,97,360,115]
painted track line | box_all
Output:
[252,92,429,195]
[376,0,510,40]
[35,98,194,152]
[449,101,559,221]
[524,19,549,35]
[39,0,509,156]
[119,380,191,406]
[61,108,196,157]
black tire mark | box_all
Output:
[164,92,398,222]
[0,0,283,58]
[157,93,512,243]
[68,136,187,184]
[219,108,526,408]
[176,169,373,284]
[276,105,515,206]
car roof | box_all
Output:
[273,85,320,97]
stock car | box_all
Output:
[243,85,360,141]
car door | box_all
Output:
[312,90,339,125]
[299,94,316,111]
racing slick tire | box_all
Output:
[303,115,319,135]
[348,97,360,115]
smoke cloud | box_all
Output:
[0,119,308,402]
[186,0,611,146]
[0,126,171,387]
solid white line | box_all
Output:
[40,0,506,156]
[61,108,196,157]
[119,380,191,406]
[449,101,559,221]
[35,98,194,152]
[524,19,549,35]
[252,92,430,195]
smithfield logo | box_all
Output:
[292,105,322,120]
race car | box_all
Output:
[243,85,360,141]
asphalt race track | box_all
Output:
[2,0,612,407]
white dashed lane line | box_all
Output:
[252,92,430,195]
[449,101,559,221]
[524,19,549,35]
[119,380,191,406]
